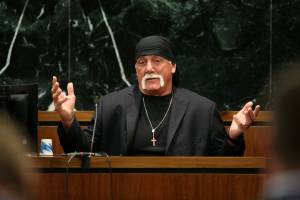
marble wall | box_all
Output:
[0,0,299,110]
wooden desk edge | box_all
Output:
[28,156,268,169]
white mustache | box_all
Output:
[141,73,164,90]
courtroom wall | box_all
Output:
[0,0,299,110]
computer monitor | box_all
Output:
[0,83,38,152]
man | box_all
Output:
[52,35,260,156]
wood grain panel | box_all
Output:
[244,126,272,157]
[225,126,272,156]
[30,172,265,200]
[39,111,271,123]
[112,173,235,200]
[232,174,266,200]
[38,111,93,122]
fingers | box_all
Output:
[51,76,64,104]
[254,105,261,117]
[52,88,62,102]
[52,76,75,98]
[60,91,67,99]
[52,76,60,95]
[55,95,69,108]
[242,101,253,112]
[244,104,261,121]
[54,92,68,110]
[233,102,261,133]
[241,104,261,126]
[234,113,250,129]
[52,76,57,86]
[67,82,74,96]
[240,102,254,124]
[247,107,256,122]
[53,90,67,110]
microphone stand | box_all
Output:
[68,103,100,169]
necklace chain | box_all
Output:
[142,94,173,134]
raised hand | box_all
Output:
[51,76,76,128]
[228,101,260,140]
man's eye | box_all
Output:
[138,60,145,65]
[155,59,161,63]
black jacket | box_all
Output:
[58,85,245,156]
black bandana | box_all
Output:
[135,35,175,63]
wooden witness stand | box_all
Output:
[31,111,272,200]
[30,156,267,200]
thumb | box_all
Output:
[67,82,75,96]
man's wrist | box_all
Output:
[61,115,75,130]
[226,132,243,145]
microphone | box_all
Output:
[67,102,100,168]
[90,103,98,153]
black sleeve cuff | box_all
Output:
[226,132,244,146]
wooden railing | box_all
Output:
[38,111,271,123]
[37,111,272,156]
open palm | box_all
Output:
[52,76,76,126]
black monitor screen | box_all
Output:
[0,84,38,152]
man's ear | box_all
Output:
[171,63,176,74]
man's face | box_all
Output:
[135,55,176,96]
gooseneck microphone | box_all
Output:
[67,102,99,158]
[90,103,98,154]
[67,102,100,170]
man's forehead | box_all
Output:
[136,55,168,61]
[135,36,175,63]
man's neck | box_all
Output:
[140,87,173,96]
